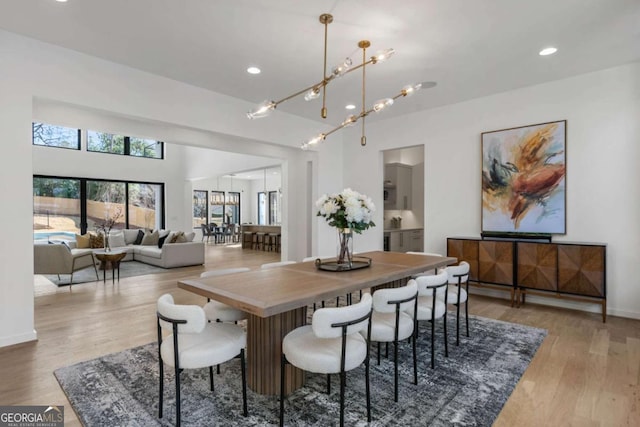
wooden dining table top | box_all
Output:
[178,251,457,318]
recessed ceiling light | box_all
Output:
[345,104,356,110]
[55,0,68,2]
[247,66,261,74]
[539,47,557,56]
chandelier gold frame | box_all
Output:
[246,13,435,149]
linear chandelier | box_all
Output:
[246,13,435,149]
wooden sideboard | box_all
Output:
[447,237,607,322]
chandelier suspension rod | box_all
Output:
[321,13,330,118]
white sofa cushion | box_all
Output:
[139,246,162,258]
[109,231,126,248]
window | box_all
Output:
[87,131,125,154]
[33,175,165,238]
[269,191,280,225]
[88,130,164,159]
[193,190,208,229]
[130,137,163,159]
[128,182,163,230]
[210,191,225,225]
[32,122,80,150]
[257,192,267,225]
[33,177,81,240]
[226,192,241,224]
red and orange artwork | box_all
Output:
[482,121,566,234]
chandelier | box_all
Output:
[246,13,435,149]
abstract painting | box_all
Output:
[482,120,566,234]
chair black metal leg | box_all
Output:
[327,374,331,394]
[240,349,248,417]
[209,366,214,391]
[174,363,181,427]
[365,358,371,422]
[217,364,220,375]
[431,318,436,369]
[412,329,418,385]
[158,358,164,418]
[377,342,381,365]
[456,303,461,346]
[465,300,469,337]
[393,340,399,402]
[444,310,449,357]
[339,370,346,427]
[279,355,286,427]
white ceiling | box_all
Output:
[1,0,639,126]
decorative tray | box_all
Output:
[314,256,372,272]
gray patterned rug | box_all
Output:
[54,314,546,426]
[46,261,167,286]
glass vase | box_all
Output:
[336,228,353,267]
[104,231,111,252]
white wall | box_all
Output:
[0,30,320,347]
[339,62,640,319]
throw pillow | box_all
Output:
[133,229,145,245]
[123,229,141,245]
[158,231,173,249]
[141,230,159,246]
[184,231,196,242]
[170,231,186,243]
[75,233,90,249]
[89,233,104,249]
[109,231,127,248]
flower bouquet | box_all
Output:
[316,188,375,265]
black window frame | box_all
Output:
[87,130,164,159]
[33,174,165,234]
[193,190,209,229]
[32,122,81,151]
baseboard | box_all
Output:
[0,329,37,348]
[469,287,640,320]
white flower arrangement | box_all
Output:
[315,188,376,233]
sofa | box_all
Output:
[70,229,205,269]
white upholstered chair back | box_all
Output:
[312,293,372,338]
[157,294,206,334]
[372,281,418,313]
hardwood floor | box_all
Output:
[1,245,638,426]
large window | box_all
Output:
[33,177,81,239]
[269,191,280,225]
[193,190,208,229]
[33,175,164,238]
[226,192,241,224]
[257,192,267,225]
[32,122,80,150]
[88,130,164,159]
[128,183,163,229]
[210,191,225,225]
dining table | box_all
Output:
[177,250,457,395]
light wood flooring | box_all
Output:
[1,244,639,426]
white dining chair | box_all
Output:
[412,270,449,368]
[280,293,373,427]
[156,294,248,426]
[442,261,470,346]
[368,280,418,402]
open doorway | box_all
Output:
[382,146,424,252]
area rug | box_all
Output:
[46,261,168,286]
[54,314,546,426]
